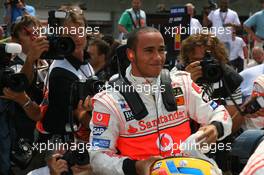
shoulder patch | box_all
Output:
[92,112,110,127]
[173,87,183,96]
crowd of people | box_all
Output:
[0,0,264,175]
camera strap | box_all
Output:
[109,69,177,120]
[160,69,178,112]
[221,65,245,116]
[109,77,148,120]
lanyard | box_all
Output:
[133,10,141,28]
[219,11,228,27]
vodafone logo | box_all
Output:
[156,133,173,152]
[96,113,103,121]
[93,112,110,127]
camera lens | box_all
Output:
[56,37,75,55]
[7,73,29,92]
[203,64,223,83]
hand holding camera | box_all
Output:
[1,87,29,105]
[74,96,93,123]
[27,36,49,63]
[185,61,202,82]
[48,154,69,175]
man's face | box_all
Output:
[186,6,194,16]
[132,0,141,11]
[88,45,100,65]
[189,45,206,63]
[219,0,229,12]
[16,25,39,54]
[16,0,24,8]
[129,32,166,77]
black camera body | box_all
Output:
[60,149,90,175]
[0,43,28,95]
[40,35,75,59]
[70,76,104,107]
[40,10,75,59]
[200,51,223,83]
[62,149,90,167]
[0,67,29,95]
[49,135,90,175]
[244,96,264,114]
[11,138,33,169]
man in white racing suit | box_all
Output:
[89,27,232,175]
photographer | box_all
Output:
[174,33,243,173]
[9,14,49,141]
[37,5,94,141]
[10,15,49,103]
[176,33,242,125]
[0,42,42,174]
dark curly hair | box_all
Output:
[180,33,229,66]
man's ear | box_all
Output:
[126,48,135,62]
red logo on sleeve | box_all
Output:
[93,112,110,127]
[192,82,202,94]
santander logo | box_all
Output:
[127,125,138,133]
[126,111,187,134]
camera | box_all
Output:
[70,76,104,107]
[0,43,28,95]
[244,96,264,114]
[40,35,75,59]
[61,149,90,166]
[49,135,89,175]
[0,43,21,66]
[11,138,33,169]
[61,150,90,175]
[0,68,29,95]
[40,10,75,59]
[200,51,223,83]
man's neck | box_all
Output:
[133,8,140,12]
[220,9,228,12]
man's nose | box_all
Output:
[153,50,163,61]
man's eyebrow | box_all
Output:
[143,46,155,50]
[143,45,165,50]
